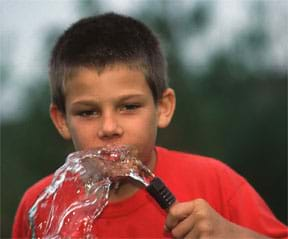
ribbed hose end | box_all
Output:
[146,177,176,209]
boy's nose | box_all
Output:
[97,113,123,139]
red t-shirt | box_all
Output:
[13,147,288,238]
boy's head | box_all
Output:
[49,12,168,113]
[49,13,175,166]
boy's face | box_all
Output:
[50,64,175,166]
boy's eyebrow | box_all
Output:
[118,94,146,101]
[71,94,146,106]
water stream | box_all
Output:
[28,145,154,238]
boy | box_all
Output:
[13,13,287,238]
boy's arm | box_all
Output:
[12,176,52,238]
[165,199,275,239]
[12,194,31,238]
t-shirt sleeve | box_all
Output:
[224,172,288,238]
[12,175,52,238]
[12,190,32,238]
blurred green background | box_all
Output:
[1,0,287,237]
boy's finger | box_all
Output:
[165,201,195,231]
[163,223,171,232]
[170,214,196,238]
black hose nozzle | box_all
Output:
[146,177,176,209]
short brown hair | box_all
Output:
[49,13,168,113]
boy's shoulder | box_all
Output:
[156,146,232,170]
[21,174,53,209]
[156,146,246,186]
[156,146,248,206]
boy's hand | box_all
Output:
[164,199,271,239]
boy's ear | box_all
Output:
[49,104,71,140]
[157,88,176,128]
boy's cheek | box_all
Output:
[70,131,93,151]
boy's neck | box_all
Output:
[108,150,157,202]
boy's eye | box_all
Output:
[78,110,99,117]
[120,104,140,111]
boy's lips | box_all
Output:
[77,144,143,179]
[89,143,136,151]
[72,145,155,190]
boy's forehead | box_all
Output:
[68,62,147,79]
[63,63,152,99]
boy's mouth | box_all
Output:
[77,144,155,187]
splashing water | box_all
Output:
[28,145,154,239]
